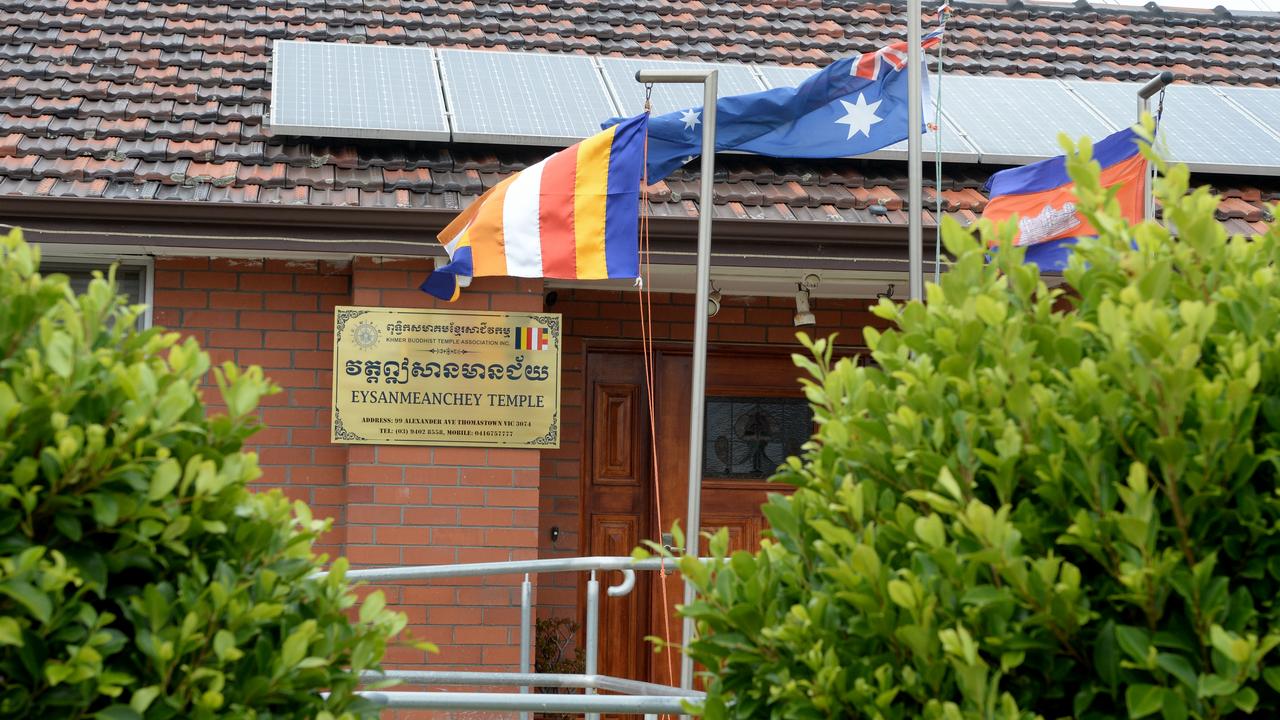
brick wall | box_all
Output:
[536,288,887,620]
[152,256,353,554]
[152,255,547,685]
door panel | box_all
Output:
[582,352,651,682]
[583,347,808,686]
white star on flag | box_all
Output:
[835,94,882,140]
[680,109,700,132]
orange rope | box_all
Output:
[638,102,677,696]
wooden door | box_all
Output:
[646,350,805,686]
[582,347,807,686]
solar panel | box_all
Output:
[269,40,448,142]
[1216,86,1280,139]
[755,64,818,90]
[942,76,1114,162]
[755,65,979,160]
[598,58,766,117]
[1065,80,1280,175]
[438,49,620,146]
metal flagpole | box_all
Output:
[1137,71,1173,222]
[633,67,718,693]
[907,0,924,300]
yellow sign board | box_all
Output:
[330,306,561,448]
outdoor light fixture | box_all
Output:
[707,280,722,317]
[793,273,820,327]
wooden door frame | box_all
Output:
[576,340,839,682]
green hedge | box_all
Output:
[661,129,1280,719]
[0,229,407,719]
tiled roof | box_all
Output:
[1,0,1277,236]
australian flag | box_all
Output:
[612,32,942,181]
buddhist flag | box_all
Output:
[421,113,649,301]
[982,126,1148,271]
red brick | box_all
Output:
[348,505,403,524]
[404,507,460,525]
[296,275,350,294]
[239,273,294,291]
[264,369,317,388]
[209,329,262,348]
[427,606,485,625]
[487,488,538,507]
[239,311,294,330]
[456,547,518,564]
[154,269,183,288]
[184,271,238,290]
[403,586,457,605]
[154,289,207,308]
[432,447,487,466]
[346,545,401,565]
[262,407,316,427]
[352,288,380,305]
[486,528,538,547]
[430,487,486,506]
[454,626,509,644]
[404,467,460,485]
[431,527,487,546]
[481,645,521,666]
[291,466,345,485]
[460,468,513,487]
[459,508,512,526]
[237,349,291,368]
[402,546,457,565]
[292,428,335,445]
[265,293,316,311]
[152,308,181,327]
[487,448,539,467]
[266,259,318,273]
[183,309,237,327]
[291,389,333,407]
[293,351,332,369]
[348,465,403,484]
[211,258,264,272]
[209,291,263,310]
[345,526,374,544]
[258,447,313,465]
[319,295,345,312]
[377,446,433,464]
[157,256,210,270]
[375,486,430,504]
[265,330,317,349]
[295,312,334,331]
[377,526,433,545]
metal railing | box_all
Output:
[321,556,705,718]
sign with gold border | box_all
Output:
[331,306,561,448]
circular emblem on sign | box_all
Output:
[353,321,380,350]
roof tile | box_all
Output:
[0,0,1274,236]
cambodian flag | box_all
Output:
[982,126,1149,271]
[421,113,648,301]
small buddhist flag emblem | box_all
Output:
[514,326,549,351]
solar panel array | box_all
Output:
[270,41,448,141]
[270,41,1280,176]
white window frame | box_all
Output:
[39,253,156,329]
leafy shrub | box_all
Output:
[533,616,586,720]
[0,229,406,719]
[667,131,1280,719]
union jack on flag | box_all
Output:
[851,30,943,80]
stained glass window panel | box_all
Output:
[703,397,813,479]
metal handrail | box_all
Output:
[332,555,710,717]
[365,670,704,697]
